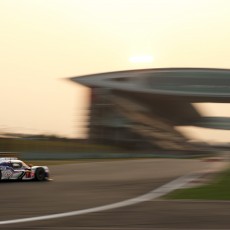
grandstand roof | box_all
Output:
[71,68,230,101]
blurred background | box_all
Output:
[1,0,230,158]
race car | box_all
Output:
[0,157,50,181]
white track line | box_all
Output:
[0,171,202,225]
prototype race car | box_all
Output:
[0,157,50,181]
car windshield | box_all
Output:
[12,162,22,169]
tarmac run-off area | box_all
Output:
[1,157,229,229]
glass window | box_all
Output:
[12,162,22,169]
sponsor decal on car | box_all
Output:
[2,169,13,178]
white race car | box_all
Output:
[0,157,50,181]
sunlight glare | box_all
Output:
[129,55,154,63]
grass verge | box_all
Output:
[26,158,143,166]
[27,160,81,166]
[166,167,230,200]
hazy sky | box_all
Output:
[1,0,230,142]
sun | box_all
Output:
[129,55,154,63]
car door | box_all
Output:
[10,162,25,180]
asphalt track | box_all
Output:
[1,158,230,229]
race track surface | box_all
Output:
[1,158,229,229]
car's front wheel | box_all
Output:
[35,167,46,181]
[0,171,2,181]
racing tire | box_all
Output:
[35,167,46,181]
[0,171,1,181]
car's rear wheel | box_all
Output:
[35,167,46,181]
[0,171,2,181]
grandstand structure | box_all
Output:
[70,68,230,151]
